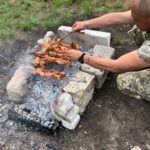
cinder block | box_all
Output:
[6,64,30,103]
[63,71,95,114]
[58,26,111,50]
[80,44,115,89]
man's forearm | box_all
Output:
[85,11,133,29]
[84,51,150,73]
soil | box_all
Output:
[0,26,150,150]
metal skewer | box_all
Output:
[60,31,73,41]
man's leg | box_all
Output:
[117,69,150,101]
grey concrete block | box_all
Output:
[58,26,111,50]
[92,44,115,58]
[62,114,80,130]
[63,71,95,114]
[6,64,30,103]
[44,31,55,39]
[54,92,74,119]
[65,105,79,123]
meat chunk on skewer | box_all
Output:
[32,68,67,80]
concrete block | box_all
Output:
[62,114,80,130]
[80,44,115,89]
[44,31,55,39]
[92,44,115,58]
[55,114,80,130]
[63,71,95,114]
[58,26,111,50]
[37,37,50,45]
[54,92,74,118]
[6,64,30,103]
[66,105,79,123]
[55,104,79,123]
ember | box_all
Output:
[32,39,80,80]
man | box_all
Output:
[66,0,150,101]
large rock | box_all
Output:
[6,64,30,103]
[63,71,95,114]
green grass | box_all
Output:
[0,0,127,40]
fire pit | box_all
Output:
[6,26,115,130]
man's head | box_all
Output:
[132,0,150,31]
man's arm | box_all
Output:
[66,50,150,73]
[73,10,134,31]
[84,50,150,73]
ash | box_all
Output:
[9,45,80,130]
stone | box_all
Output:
[44,31,55,39]
[38,31,55,45]
[58,26,111,50]
[61,114,80,130]
[131,146,141,150]
[80,44,115,89]
[54,92,74,118]
[37,38,47,45]
[66,105,79,123]
[37,37,50,45]
[92,44,115,58]
[63,71,95,114]
[6,64,30,103]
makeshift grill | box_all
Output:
[6,26,112,130]
[7,34,82,130]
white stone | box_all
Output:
[37,38,47,45]
[44,31,55,39]
[37,37,50,45]
[54,92,74,118]
[92,44,115,58]
[81,64,104,77]
[6,64,30,103]
[65,105,79,123]
[131,146,141,150]
[63,71,95,114]
[58,26,111,50]
[61,114,80,130]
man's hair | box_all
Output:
[132,0,150,18]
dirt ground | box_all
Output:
[0,26,150,150]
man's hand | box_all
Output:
[66,49,83,62]
[72,21,89,32]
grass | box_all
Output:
[0,0,129,40]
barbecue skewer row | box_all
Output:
[32,68,67,80]
[40,39,80,54]
[34,55,71,67]
[31,51,71,61]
